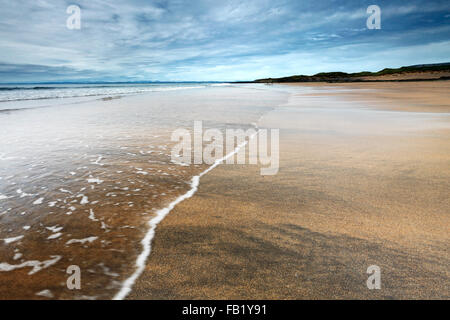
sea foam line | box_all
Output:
[113,131,257,300]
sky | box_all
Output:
[0,0,449,82]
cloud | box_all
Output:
[0,0,449,81]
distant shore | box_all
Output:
[235,62,450,83]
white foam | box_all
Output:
[170,159,190,167]
[35,289,54,298]
[47,233,62,240]
[17,189,33,198]
[66,236,98,245]
[88,209,99,222]
[87,178,104,184]
[0,255,61,274]
[92,156,104,166]
[3,235,24,244]
[79,195,89,205]
[99,263,120,277]
[33,197,44,205]
[101,221,110,231]
[0,194,9,200]
[46,226,63,233]
[113,132,254,300]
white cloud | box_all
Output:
[0,0,448,81]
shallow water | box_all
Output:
[0,85,289,299]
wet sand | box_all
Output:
[0,86,289,299]
[129,82,450,299]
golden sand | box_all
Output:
[129,81,450,299]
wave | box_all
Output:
[0,87,60,91]
[0,85,207,102]
[0,85,185,91]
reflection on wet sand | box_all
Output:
[129,82,450,300]
[0,86,289,299]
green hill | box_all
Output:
[254,63,450,83]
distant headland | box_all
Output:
[238,63,450,83]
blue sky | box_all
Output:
[0,0,449,82]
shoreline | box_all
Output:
[234,77,450,84]
[128,81,449,299]
[114,130,257,300]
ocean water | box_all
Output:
[0,83,289,299]
[0,83,220,111]
[0,83,211,102]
